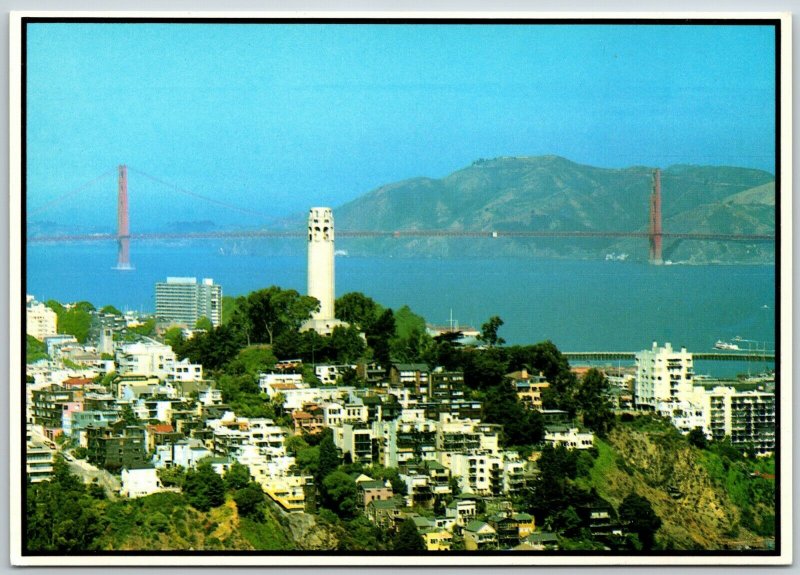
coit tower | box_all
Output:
[307,207,335,321]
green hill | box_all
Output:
[333,156,776,263]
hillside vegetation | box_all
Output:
[333,156,775,263]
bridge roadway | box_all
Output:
[27,229,776,243]
[564,351,775,362]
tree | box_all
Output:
[183,462,225,511]
[687,427,708,449]
[100,304,122,316]
[234,482,266,520]
[392,518,425,551]
[481,379,543,446]
[285,434,310,456]
[163,326,185,350]
[329,325,367,364]
[478,315,506,347]
[26,460,105,551]
[246,287,319,345]
[195,316,214,332]
[321,471,359,519]
[368,309,396,369]
[317,430,340,484]
[576,368,615,437]
[224,461,252,492]
[619,493,662,550]
[335,292,381,331]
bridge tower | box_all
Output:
[115,164,133,270]
[648,168,663,265]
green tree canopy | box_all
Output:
[392,518,426,551]
[245,287,319,345]
[195,316,214,332]
[576,368,615,437]
[234,482,266,521]
[478,315,506,347]
[317,429,340,485]
[321,471,359,520]
[100,304,122,316]
[619,493,662,550]
[224,461,252,492]
[335,292,382,331]
[183,462,226,511]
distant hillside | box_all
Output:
[333,156,776,263]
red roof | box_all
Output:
[147,423,174,433]
[64,377,93,386]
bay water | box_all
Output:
[25,241,776,378]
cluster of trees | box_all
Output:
[26,460,106,551]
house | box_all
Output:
[463,520,498,551]
[366,498,404,531]
[420,527,453,551]
[356,479,394,510]
[544,425,595,450]
[120,465,163,498]
[487,513,523,548]
[514,512,535,539]
[514,531,559,551]
[507,369,550,410]
[445,497,477,528]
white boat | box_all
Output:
[714,340,740,351]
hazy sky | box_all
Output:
[25,22,776,230]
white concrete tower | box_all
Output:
[308,207,336,320]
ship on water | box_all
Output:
[714,339,741,351]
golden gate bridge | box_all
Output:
[28,165,776,269]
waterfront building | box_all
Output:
[26,297,57,341]
[635,341,694,409]
[155,277,222,327]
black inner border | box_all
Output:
[18,15,783,563]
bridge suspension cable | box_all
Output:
[126,166,273,219]
[28,168,117,217]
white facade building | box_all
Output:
[544,426,595,450]
[116,339,177,379]
[170,358,203,382]
[121,467,163,498]
[26,299,58,341]
[635,341,694,409]
[155,277,222,327]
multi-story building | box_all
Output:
[390,363,430,398]
[26,441,56,483]
[26,298,58,341]
[508,369,550,410]
[155,277,222,327]
[705,387,776,454]
[86,424,148,471]
[544,425,595,450]
[635,341,694,409]
[449,452,504,495]
[428,368,465,403]
[31,386,81,437]
[338,423,374,463]
[116,339,176,380]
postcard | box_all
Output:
[10,12,792,566]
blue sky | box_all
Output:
[25,22,776,230]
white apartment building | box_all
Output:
[155,277,222,327]
[259,372,305,396]
[170,358,203,382]
[26,299,58,341]
[315,364,357,385]
[116,339,177,380]
[635,341,694,409]
[705,386,776,455]
[544,426,595,450]
[449,452,504,495]
[120,467,163,498]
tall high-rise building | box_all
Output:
[26,296,58,341]
[302,207,347,335]
[634,341,694,409]
[155,277,222,328]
